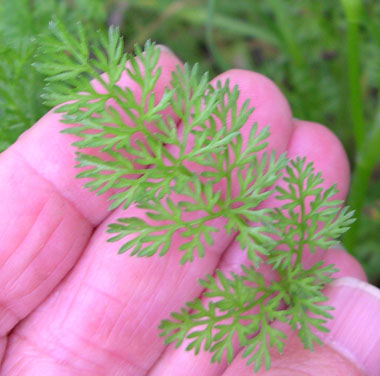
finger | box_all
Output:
[290,119,350,199]
[222,119,351,272]
[285,119,350,267]
[324,245,367,281]
[218,119,351,280]
[222,277,380,376]
[0,70,294,375]
[5,47,181,225]
[147,120,352,375]
[0,48,181,351]
[0,339,5,364]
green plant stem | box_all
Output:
[205,0,230,72]
[296,186,306,266]
[340,0,373,251]
[344,111,380,250]
[268,0,305,70]
[267,0,309,118]
[346,18,365,149]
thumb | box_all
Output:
[223,277,380,376]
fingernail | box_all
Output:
[156,44,174,55]
[323,277,380,376]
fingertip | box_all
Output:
[155,44,174,55]
[324,246,367,281]
[211,69,294,156]
[290,120,350,200]
[156,43,182,67]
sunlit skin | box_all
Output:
[0,47,379,375]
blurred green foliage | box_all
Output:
[0,0,379,284]
[0,0,108,150]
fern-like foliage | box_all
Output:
[160,158,353,371]
[267,158,355,269]
[36,19,288,265]
[35,20,355,372]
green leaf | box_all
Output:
[38,21,355,373]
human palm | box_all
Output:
[0,47,379,376]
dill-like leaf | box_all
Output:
[160,157,354,372]
[267,156,355,269]
[37,21,355,373]
[37,20,287,264]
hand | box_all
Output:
[0,47,379,376]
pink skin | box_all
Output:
[0,48,379,375]
[0,48,181,358]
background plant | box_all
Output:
[0,1,379,278]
